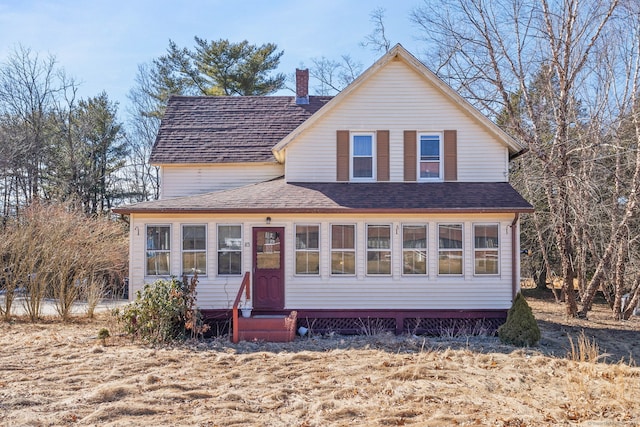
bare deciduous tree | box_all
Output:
[361,7,392,53]
[0,46,64,212]
[411,0,638,318]
[307,55,362,95]
[124,63,162,201]
[0,47,127,215]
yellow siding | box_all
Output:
[159,163,284,199]
[128,212,517,311]
[285,60,508,183]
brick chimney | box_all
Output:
[295,68,309,105]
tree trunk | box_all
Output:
[612,240,628,319]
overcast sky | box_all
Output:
[0,0,426,114]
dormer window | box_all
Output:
[351,133,376,181]
[419,133,443,180]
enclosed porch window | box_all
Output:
[438,223,463,275]
[295,224,320,275]
[182,225,207,276]
[218,225,242,275]
[331,224,355,275]
[402,225,427,275]
[367,224,391,275]
[146,225,170,276]
[474,224,499,275]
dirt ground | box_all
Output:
[1,292,639,426]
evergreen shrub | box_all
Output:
[498,292,541,347]
[116,277,189,344]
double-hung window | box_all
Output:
[331,224,355,275]
[217,225,242,275]
[182,225,206,275]
[351,133,375,180]
[474,224,499,275]
[367,225,391,275]
[146,225,171,276]
[419,133,442,180]
[295,225,320,275]
[402,225,427,275]
[438,224,463,275]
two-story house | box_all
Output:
[114,44,533,340]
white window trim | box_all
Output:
[366,224,392,276]
[330,223,357,276]
[145,224,172,277]
[473,223,500,276]
[401,223,428,276]
[417,132,444,182]
[181,224,208,277]
[350,132,376,182]
[294,223,321,276]
[217,223,243,276]
[437,223,464,276]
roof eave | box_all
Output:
[151,160,280,167]
[113,206,534,215]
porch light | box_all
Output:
[266,216,271,224]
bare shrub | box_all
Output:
[0,202,127,321]
[51,207,127,320]
[1,207,48,321]
[0,261,17,319]
[182,273,210,339]
[82,277,106,319]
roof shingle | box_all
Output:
[114,178,534,214]
[149,96,332,164]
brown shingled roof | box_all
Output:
[149,96,332,164]
[114,178,534,214]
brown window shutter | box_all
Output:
[336,130,350,181]
[377,130,390,181]
[444,130,457,181]
[404,130,417,181]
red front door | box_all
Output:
[253,227,285,310]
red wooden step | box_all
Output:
[235,311,297,342]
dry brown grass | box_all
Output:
[1,294,639,426]
[568,330,604,363]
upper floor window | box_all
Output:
[146,225,171,276]
[474,224,499,275]
[182,225,206,276]
[218,225,242,275]
[419,133,442,180]
[351,133,375,180]
[295,224,320,275]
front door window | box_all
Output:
[256,231,281,269]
